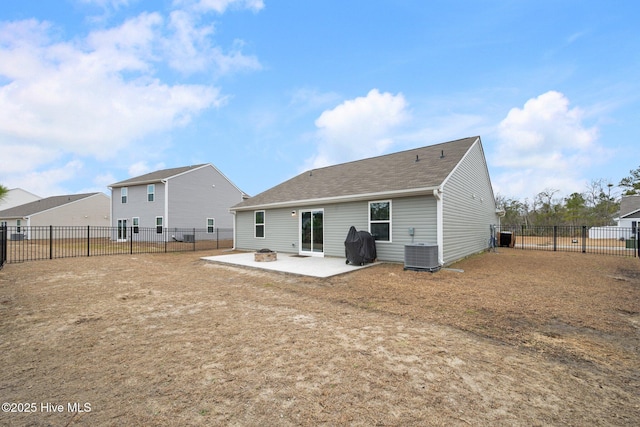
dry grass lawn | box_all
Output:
[0,248,638,426]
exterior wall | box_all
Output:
[236,207,300,253]
[30,194,111,227]
[168,166,243,229]
[441,141,498,265]
[111,165,243,230]
[0,189,40,210]
[111,182,166,228]
[235,195,437,262]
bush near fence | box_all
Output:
[3,226,233,264]
[495,225,638,257]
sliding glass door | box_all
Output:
[300,209,324,256]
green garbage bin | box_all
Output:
[625,239,636,249]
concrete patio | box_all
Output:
[201,251,379,278]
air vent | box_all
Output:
[404,243,440,272]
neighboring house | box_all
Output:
[589,195,640,240]
[109,164,247,241]
[0,188,40,211]
[0,193,111,239]
[230,136,499,266]
[618,195,640,233]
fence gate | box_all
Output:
[0,225,6,269]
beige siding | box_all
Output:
[30,194,111,227]
[442,141,498,264]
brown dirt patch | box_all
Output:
[0,249,639,426]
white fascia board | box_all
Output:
[230,186,440,212]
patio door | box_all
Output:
[117,219,128,241]
[300,209,324,256]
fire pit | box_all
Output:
[254,248,277,262]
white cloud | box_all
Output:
[14,161,85,197]
[174,0,265,14]
[491,91,603,199]
[305,89,410,169]
[127,161,166,177]
[0,3,264,192]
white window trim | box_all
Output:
[368,200,392,242]
[207,218,215,233]
[155,216,163,233]
[132,217,140,234]
[147,184,155,202]
[254,210,265,239]
[121,187,128,204]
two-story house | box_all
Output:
[109,164,247,241]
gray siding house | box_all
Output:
[230,136,499,266]
[0,193,111,239]
[618,195,640,232]
[109,164,247,240]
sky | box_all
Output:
[1,0,639,204]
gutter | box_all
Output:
[433,187,444,266]
[230,186,441,212]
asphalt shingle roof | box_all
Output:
[109,164,208,187]
[232,136,480,210]
[620,195,640,217]
[0,193,100,218]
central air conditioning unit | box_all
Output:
[404,243,440,272]
[183,234,195,243]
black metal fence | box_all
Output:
[495,225,639,258]
[2,226,233,264]
[0,225,6,269]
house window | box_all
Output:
[147,184,155,202]
[255,211,265,238]
[156,216,163,234]
[369,200,391,242]
[16,219,21,233]
[132,217,139,234]
[121,187,128,204]
[207,218,215,233]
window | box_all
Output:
[155,216,163,234]
[147,184,155,202]
[254,211,265,238]
[369,200,391,242]
[132,217,139,234]
[16,219,21,233]
[207,218,215,233]
[121,187,128,204]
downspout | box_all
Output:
[161,179,169,229]
[229,210,237,251]
[433,187,444,265]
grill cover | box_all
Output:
[344,226,377,265]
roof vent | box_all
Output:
[440,150,445,159]
[415,154,420,162]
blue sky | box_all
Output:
[1,0,638,203]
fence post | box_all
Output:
[130,227,133,254]
[49,225,53,260]
[216,228,219,250]
[193,228,196,251]
[553,226,557,252]
[87,225,91,257]
[0,225,6,268]
[582,226,587,253]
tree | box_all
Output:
[619,166,640,195]
[563,192,586,226]
[0,185,7,202]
